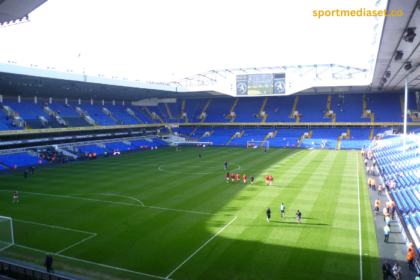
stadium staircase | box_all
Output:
[290,96,299,117]
[347,128,350,138]
[371,113,375,123]
[336,136,342,150]
[332,113,336,123]
[326,95,331,111]
[308,130,313,138]
[181,99,186,115]
[137,107,156,123]
[132,114,144,124]
[201,99,212,115]
[297,134,304,147]
[272,130,278,138]
[230,98,239,113]
[369,129,374,139]
[260,134,269,147]
[107,112,120,124]
[0,163,9,169]
[186,128,197,140]
[198,129,214,141]
[262,114,267,123]
[259,97,268,115]
[226,130,243,145]
[157,106,168,122]
[363,98,367,117]
[200,115,207,123]
[164,103,173,119]
[296,115,300,123]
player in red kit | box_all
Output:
[265,175,269,186]
[236,173,240,183]
[226,172,229,183]
[269,175,273,188]
[243,174,247,184]
[231,173,235,183]
[13,190,18,203]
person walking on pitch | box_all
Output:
[269,175,273,188]
[12,190,18,203]
[226,172,230,183]
[266,207,271,222]
[243,174,247,184]
[224,161,227,170]
[296,210,302,224]
[281,203,286,219]
[265,174,269,186]
[250,174,254,185]
[231,173,235,183]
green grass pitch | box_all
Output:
[0,147,381,280]
[247,86,273,95]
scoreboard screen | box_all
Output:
[236,73,286,96]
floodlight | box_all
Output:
[394,51,403,61]
[404,28,416,43]
[386,71,391,78]
[382,78,387,83]
[404,63,412,71]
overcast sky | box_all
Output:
[0,0,384,82]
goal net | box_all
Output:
[247,141,269,149]
[0,216,14,251]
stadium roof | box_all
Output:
[371,0,420,92]
[0,0,47,26]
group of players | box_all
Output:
[225,172,274,187]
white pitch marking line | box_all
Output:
[308,151,315,156]
[56,234,97,254]
[13,219,96,235]
[166,216,237,279]
[11,244,170,280]
[0,190,234,218]
[71,193,144,206]
[0,244,13,252]
[158,163,241,175]
[356,152,362,280]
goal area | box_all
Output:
[0,216,14,251]
[247,141,269,148]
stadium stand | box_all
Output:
[76,145,111,155]
[264,96,296,123]
[186,99,209,123]
[203,98,235,123]
[200,129,238,145]
[108,105,142,125]
[366,93,402,122]
[273,129,310,147]
[0,153,47,168]
[72,103,118,126]
[125,105,155,124]
[106,142,138,151]
[331,94,367,123]
[0,109,23,130]
[0,165,8,170]
[142,106,166,123]
[295,95,328,122]
[152,138,169,146]
[130,139,154,148]
[46,102,79,117]
[5,101,52,120]
[233,98,264,123]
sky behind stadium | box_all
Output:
[0,0,384,83]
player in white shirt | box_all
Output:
[281,203,285,219]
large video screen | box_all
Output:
[236,73,285,96]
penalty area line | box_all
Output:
[166,216,237,279]
[10,244,171,280]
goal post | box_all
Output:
[0,216,14,251]
[247,141,269,149]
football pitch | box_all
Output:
[0,147,381,280]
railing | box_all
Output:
[0,121,412,137]
[0,259,77,280]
